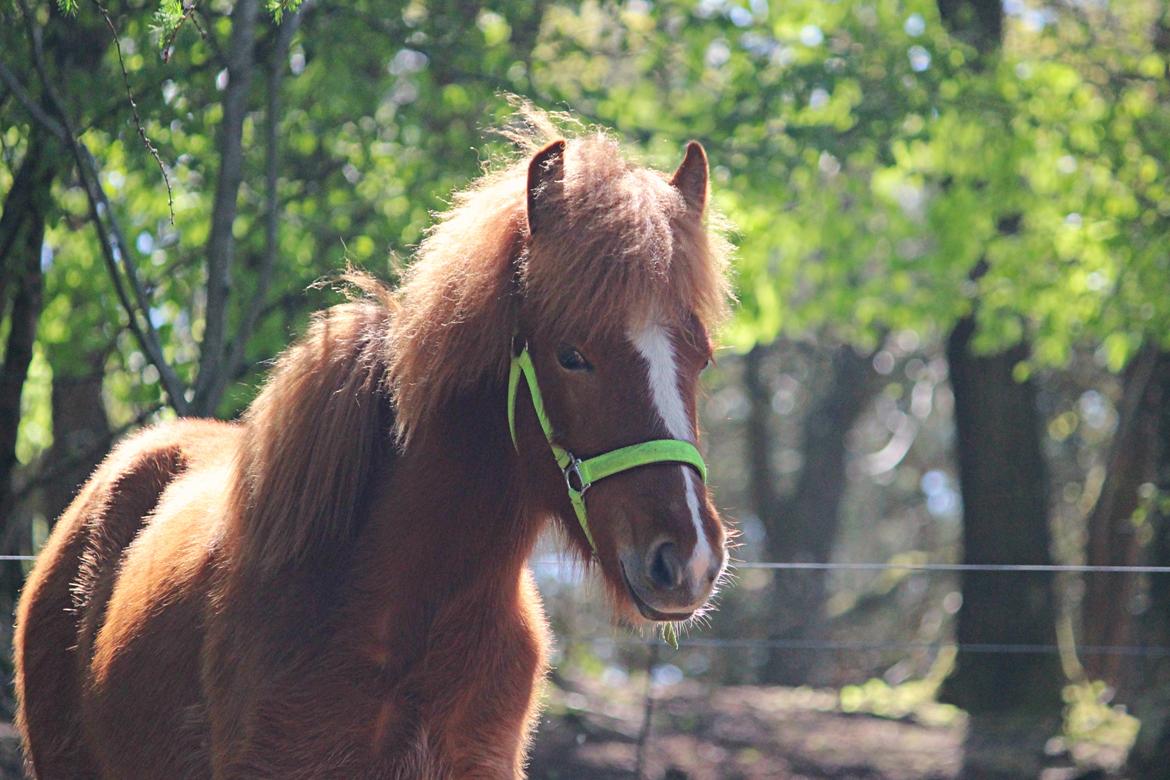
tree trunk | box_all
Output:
[936,0,1003,52]
[43,368,110,523]
[1082,346,1161,688]
[938,318,1063,714]
[193,0,260,416]
[0,128,55,722]
[933,0,1063,722]
[1124,352,1170,778]
[1124,13,1170,773]
[745,343,876,685]
[0,128,55,541]
[743,345,782,544]
[222,4,308,394]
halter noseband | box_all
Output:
[506,339,708,553]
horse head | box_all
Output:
[514,138,729,626]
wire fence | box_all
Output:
[8,553,1170,656]
[532,557,1170,574]
[531,556,1170,657]
[730,561,1170,574]
[585,637,1170,657]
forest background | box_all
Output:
[2,0,1170,777]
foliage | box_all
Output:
[1061,680,1141,756]
[530,1,1170,368]
[6,0,1167,464]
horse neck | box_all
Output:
[348,381,548,627]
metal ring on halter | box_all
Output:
[563,457,590,495]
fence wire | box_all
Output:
[585,637,1170,657]
[533,557,1170,657]
[7,553,1170,657]
[731,561,1170,574]
[533,558,1170,574]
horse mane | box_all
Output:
[387,107,733,443]
[226,293,395,572]
[225,107,734,569]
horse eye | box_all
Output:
[556,345,592,372]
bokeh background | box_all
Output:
[3,0,1170,777]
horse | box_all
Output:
[14,116,733,778]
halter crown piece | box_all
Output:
[507,338,709,648]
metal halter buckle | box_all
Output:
[563,457,590,495]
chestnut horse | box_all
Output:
[14,120,732,778]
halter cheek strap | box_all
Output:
[507,343,708,553]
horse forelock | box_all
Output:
[523,151,730,338]
[386,116,732,444]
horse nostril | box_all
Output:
[648,542,684,591]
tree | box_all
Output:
[744,341,878,684]
[1081,346,1164,689]
[1124,352,1170,777]
[932,0,1063,718]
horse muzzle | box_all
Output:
[619,539,722,621]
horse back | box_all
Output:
[14,419,238,779]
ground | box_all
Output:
[527,678,1131,780]
[0,683,1130,779]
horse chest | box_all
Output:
[206,593,548,778]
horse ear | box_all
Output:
[527,139,566,236]
[670,140,708,213]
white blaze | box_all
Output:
[629,323,715,584]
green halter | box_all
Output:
[507,343,707,549]
[507,341,707,648]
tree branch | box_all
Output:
[16,0,190,415]
[0,60,66,141]
[92,0,174,223]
